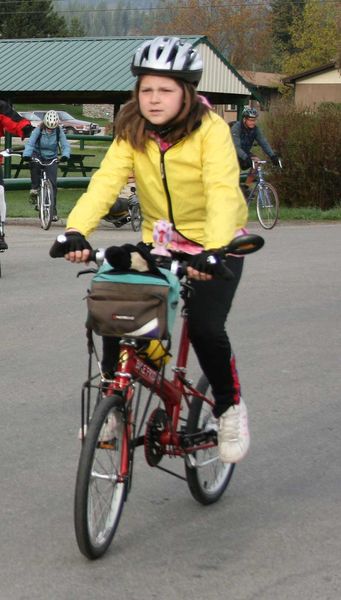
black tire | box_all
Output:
[130,204,142,232]
[39,180,53,230]
[256,183,279,229]
[185,375,235,505]
[74,395,128,559]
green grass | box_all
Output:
[248,204,341,222]
[7,188,341,221]
[7,189,82,218]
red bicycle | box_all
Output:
[51,233,264,559]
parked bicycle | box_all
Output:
[242,159,282,229]
[29,157,58,230]
[50,232,264,559]
[103,186,142,232]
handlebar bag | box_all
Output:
[86,264,180,340]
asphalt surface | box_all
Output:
[0,221,340,600]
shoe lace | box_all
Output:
[220,407,240,441]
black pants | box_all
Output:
[102,255,244,418]
[186,255,244,417]
[30,159,58,211]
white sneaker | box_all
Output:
[204,413,218,433]
[218,398,250,463]
[98,412,117,442]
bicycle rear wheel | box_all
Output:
[130,204,142,232]
[74,395,128,559]
[39,180,53,230]
[256,183,279,229]
[185,375,235,505]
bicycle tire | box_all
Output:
[185,375,235,505]
[130,204,142,232]
[256,183,279,229]
[74,394,128,559]
[39,180,53,230]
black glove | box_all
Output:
[49,231,92,258]
[240,157,253,170]
[188,251,234,280]
[21,124,34,139]
[22,156,31,163]
[60,156,68,163]
[271,155,280,166]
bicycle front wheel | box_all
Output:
[130,204,142,232]
[39,180,53,230]
[74,395,128,559]
[256,183,279,229]
[185,375,235,505]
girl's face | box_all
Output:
[138,75,184,125]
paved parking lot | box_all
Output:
[0,222,340,599]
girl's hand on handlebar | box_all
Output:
[187,251,234,281]
[49,231,93,262]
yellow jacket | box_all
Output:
[67,111,248,249]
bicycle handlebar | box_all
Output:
[252,158,283,169]
[50,233,264,278]
[0,148,23,158]
[30,157,59,166]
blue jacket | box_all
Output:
[231,120,275,162]
[23,126,70,160]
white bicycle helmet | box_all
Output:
[43,110,59,129]
[131,36,203,85]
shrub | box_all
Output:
[263,100,341,210]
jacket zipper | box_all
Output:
[159,148,202,247]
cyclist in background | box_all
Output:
[0,100,33,250]
[231,107,280,170]
[23,110,70,221]
[52,36,251,465]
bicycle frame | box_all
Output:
[32,157,58,230]
[82,309,215,464]
[245,163,264,206]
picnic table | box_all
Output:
[59,153,97,177]
[10,152,97,178]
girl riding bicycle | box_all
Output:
[56,36,250,464]
[23,110,70,221]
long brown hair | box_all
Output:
[114,77,211,151]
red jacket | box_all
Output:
[0,100,32,165]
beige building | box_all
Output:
[282,60,341,108]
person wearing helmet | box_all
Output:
[53,36,251,464]
[23,109,70,221]
[0,100,33,250]
[231,106,280,170]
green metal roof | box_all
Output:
[0,36,251,105]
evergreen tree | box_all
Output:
[0,0,80,38]
[270,0,306,69]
